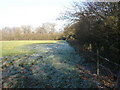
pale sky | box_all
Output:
[0,0,77,31]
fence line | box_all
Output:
[84,50,120,77]
[90,51,120,68]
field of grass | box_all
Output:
[1,40,95,88]
[0,40,60,57]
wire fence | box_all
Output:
[84,50,120,77]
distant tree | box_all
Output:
[12,27,21,40]
[35,26,46,34]
[21,25,32,40]
[42,22,56,33]
[1,23,62,40]
[21,25,32,34]
[2,27,13,40]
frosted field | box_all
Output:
[1,41,92,88]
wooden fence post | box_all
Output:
[97,49,100,76]
[116,71,120,88]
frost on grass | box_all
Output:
[2,41,91,88]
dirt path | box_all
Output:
[2,41,93,88]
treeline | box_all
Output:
[0,22,63,40]
[61,2,120,64]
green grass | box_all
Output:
[0,40,60,57]
[2,40,84,88]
